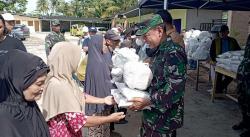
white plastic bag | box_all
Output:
[111,67,123,76]
[115,83,150,100]
[185,38,199,58]
[231,50,245,56]
[192,30,201,38]
[123,62,153,90]
[112,47,139,68]
[198,31,211,41]
[190,37,212,60]
[110,65,123,83]
[192,46,209,60]
[217,52,232,59]
[111,89,132,107]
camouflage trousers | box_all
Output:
[140,125,176,137]
[45,45,50,57]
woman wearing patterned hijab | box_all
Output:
[0,49,50,137]
[233,35,250,137]
[42,42,125,137]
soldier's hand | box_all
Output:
[128,97,151,111]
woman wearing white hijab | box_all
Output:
[42,42,125,137]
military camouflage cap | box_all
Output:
[51,19,60,26]
[136,14,164,36]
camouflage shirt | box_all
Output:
[142,38,187,134]
[45,31,65,56]
[237,43,250,107]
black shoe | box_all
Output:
[232,122,246,130]
[115,119,128,124]
[240,130,250,137]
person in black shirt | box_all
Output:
[0,15,26,53]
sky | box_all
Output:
[26,0,37,13]
[26,0,71,13]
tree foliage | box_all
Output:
[35,0,138,18]
[37,0,49,15]
[0,0,28,13]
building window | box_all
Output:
[15,20,21,24]
[28,21,33,26]
[222,11,228,20]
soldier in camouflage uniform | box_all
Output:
[233,34,250,137]
[45,19,65,56]
[128,13,187,137]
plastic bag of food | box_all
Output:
[123,62,153,90]
[112,47,139,68]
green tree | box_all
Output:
[37,0,49,15]
[50,0,60,15]
[0,0,28,13]
[83,0,120,18]
[70,0,82,17]
[83,0,138,18]
[114,0,137,11]
[35,0,138,18]
[0,2,5,11]
[56,0,74,16]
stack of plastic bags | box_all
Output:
[110,47,152,107]
[216,50,244,72]
[111,83,150,107]
[184,30,212,60]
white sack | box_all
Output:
[111,89,132,107]
[231,50,245,56]
[198,31,211,41]
[192,46,209,60]
[192,30,201,38]
[115,82,150,100]
[111,67,123,76]
[123,62,153,90]
[112,47,139,68]
[111,68,123,83]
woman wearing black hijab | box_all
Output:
[0,49,50,137]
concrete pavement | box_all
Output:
[23,32,79,63]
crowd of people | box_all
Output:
[0,9,249,137]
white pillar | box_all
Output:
[164,0,168,10]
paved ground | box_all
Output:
[23,32,79,63]
[111,72,241,137]
[25,33,242,137]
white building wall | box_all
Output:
[186,9,223,30]
[20,20,28,26]
[228,11,250,46]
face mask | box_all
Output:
[136,38,145,46]
[146,46,159,57]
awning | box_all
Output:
[139,0,250,11]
